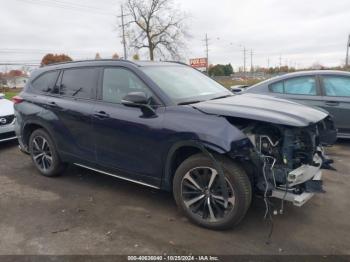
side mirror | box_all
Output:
[121,92,148,107]
[121,92,157,117]
[230,87,243,93]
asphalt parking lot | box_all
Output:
[0,140,349,255]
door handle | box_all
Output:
[94,111,110,119]
[325,101,339,106]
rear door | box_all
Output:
[319,75,350,135]
[45,67,101,162]
[269,75,325,108]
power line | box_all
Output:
[14,0,116,16]
[0,63,39,66]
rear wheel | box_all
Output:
[29,129,66,177]
[173,154,252,230]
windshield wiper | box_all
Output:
[210,94,233,100]
[178,100,202,105]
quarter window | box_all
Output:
[60,68,99,99]
[32,71,59,93]
[102,68,152,104]
[270,82,284,93]
[322,76,350,97]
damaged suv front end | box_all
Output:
[193,93,337,208]
[241,117,336,207]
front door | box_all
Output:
[92,67,165,186]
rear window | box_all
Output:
[31,71,59,93]
[60,68,99,99]
[269,76,317,95]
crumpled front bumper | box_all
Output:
[271,153,324,207]
[272,170,322,207]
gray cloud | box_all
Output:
[0,0,349,71]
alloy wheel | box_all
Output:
[32,136,53,171]
[181,167,235,222]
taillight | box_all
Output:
[12,96,24,104]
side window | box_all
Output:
[102,68,152,104]
[284,76,317,95]
[269,81,284,93]
[322,76,350,97]
[31,71,59,93]
[60,68,99,99]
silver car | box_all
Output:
[244,70,350,138]
[0,93,16,142]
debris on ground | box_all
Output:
[51,228,69,234]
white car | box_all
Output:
[0,93,17,142]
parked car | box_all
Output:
[14,60,336,229]
[0,93,17,143]
[244,70,350,138]
[229,85,248,93]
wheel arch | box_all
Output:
[161,140,226,191]
[22,119,56,151]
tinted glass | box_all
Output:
[60,68,99,99]
[141,66,231,103]
[323,76,350,97]
[102,68,152,104]
[32,71,59,93]
[284,76,317,95]
[270,81,284,93]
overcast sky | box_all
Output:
[1,0,350,71]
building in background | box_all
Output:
[5,75,29,88]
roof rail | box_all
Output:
[164,60,189,66]
[43,59,138,67]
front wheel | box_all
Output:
[173,154,252,230]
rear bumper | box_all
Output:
[272,170,322,207]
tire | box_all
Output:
[29,128,66,177]
[173,153,252,230]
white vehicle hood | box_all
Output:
[0,98,14,116]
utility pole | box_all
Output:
[267,57,270,68]
[204,33,209,73]
[250,49,253,73]
[119,5,128,59]
[279,54,282,69]
[346,34,350,68]
[242,47,247,77]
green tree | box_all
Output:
[209,64,233,76]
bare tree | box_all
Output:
[124,0,187,61]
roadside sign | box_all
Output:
[189,58,208,68]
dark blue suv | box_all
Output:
[14,60,336,229]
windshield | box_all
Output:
[141,66,232,104]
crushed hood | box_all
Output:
[193,93,328,127]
